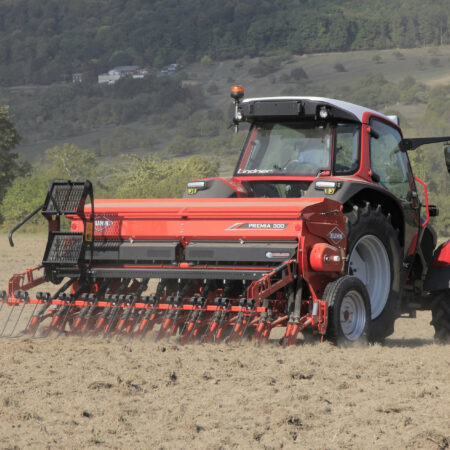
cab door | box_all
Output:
[369,118,420,261]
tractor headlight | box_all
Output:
[319,107,329,119]
[187,181,206,190]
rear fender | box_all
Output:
[424,240,450,292]
[304,182,405,247]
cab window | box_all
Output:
[369,119,413,199]
[334,123,360,174]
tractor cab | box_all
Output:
[228,89,401,199]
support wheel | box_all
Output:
[345,202,402,342]
[324,275,371,345]
[430,291,450,343]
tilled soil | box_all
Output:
[0,235,449,449]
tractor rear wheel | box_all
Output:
[345,202,402,342]
[430,291,450,342]
[324,275,371,345]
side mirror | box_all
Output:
[445,146,450,175]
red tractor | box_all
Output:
[2,86,450,345]
[186,86,450,342]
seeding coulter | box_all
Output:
[1,87,450,345]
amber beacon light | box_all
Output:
[230,85,244,100]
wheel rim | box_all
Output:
[348,234,390,319]
[340,289,367,341]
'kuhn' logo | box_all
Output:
[327,226,345,244]
[94,216,113,232]
[226,223,288,231]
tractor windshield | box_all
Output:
[235,122,360,177]
[236,122,332,176]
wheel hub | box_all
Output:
[348,234,390,319]
[340,290,367,340]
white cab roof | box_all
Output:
[242,96,396,124]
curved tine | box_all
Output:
[138,304,156,342]
[239,300,256,345]
[31,279,74,338]
[0,296,5,317]
[7,299,29,337]
[212,300,230,344]
[138,279,166,341]
[119,278,149,341]
[176,306,195,344]
[82,279,111,338]
[126,280,150,342]
[103,279,130,339]
[57,281,89,338]
[14,301,40,338]
[0,301,17,337]
[186,298,207,344]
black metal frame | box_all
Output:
[40,180,95,275]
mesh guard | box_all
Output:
[43,232,84,265]
[43,181,92,216]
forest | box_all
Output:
[0,0,450,85]
[0,0,449,235]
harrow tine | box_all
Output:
[0,290,7,316]
[6,291,30,337]
[261,308,273,342]
[187,281,211,343]
[102,295,122,339]
[91,300,111,337]
[90,280,126,337]
[56,282,89,337]
[186,297,206,344]
[213,298,230,344]
[199,301,221,344]
[253,299,269,343]
[167,281,193,343]
[81,280,111,337]
[103,279,130,339]
[178,296,203,344]
[135,295,158,340]
[115,295,135,337]
[177,298,198,344]
[19,296,42,336]
[0,291,27,337]
[134,279,165,340]
[227,297,247,344]
[0,297,19,337]
[153,279,182,342]
[199,281,227,344]
[239,299,256,344]
[119,278,149,340]
[79,294,98,336]
[71,298,91,335]
[30,279,74,338]
[154,295,177,342]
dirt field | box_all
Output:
[0,235,448,449]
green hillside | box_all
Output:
[0,0,449,86]
[1,0,450,234]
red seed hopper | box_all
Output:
[1,181,354,344]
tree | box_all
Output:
[0,106,29,212]
[45,143,98,181]
[0,171,51,226]
[111,154,219,198]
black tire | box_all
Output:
[430,291,450,343]
[345,202,402,342]
[324,275,371,345]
